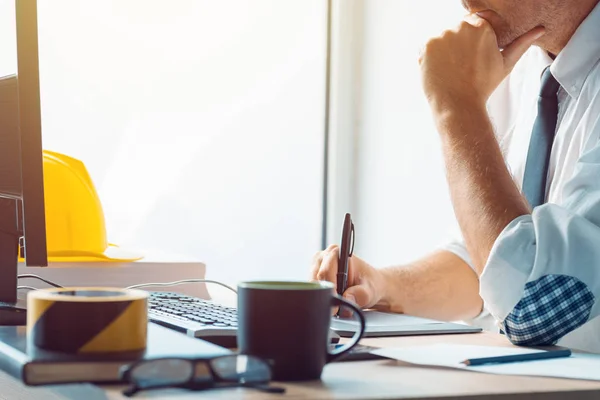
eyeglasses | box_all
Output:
[120,354,285,397]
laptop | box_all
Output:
[330,310,482,338]
[148,292,481,345]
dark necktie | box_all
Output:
[522,67,561,209]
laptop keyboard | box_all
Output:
[148,292,238,328]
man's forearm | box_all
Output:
[417,13,542,274]
[373,250,483,321]
[436,103,530,273]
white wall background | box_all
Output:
[348,1,466,268]
[1,0,327,285]
[1,0,471,286]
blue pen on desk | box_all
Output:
[335,213,354,317]
[461,349,572,366]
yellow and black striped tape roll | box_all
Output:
[27,287,148,354]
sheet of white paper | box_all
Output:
[372,344,600,381]
[333,311,443,327]
[373,344,541,368]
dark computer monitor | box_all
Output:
[0,0,48,318]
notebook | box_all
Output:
[0,322,231,386]
[330,310,482,337]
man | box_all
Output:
[311,0,600,353]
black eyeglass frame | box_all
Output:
[119,354,282,397]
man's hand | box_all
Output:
[309,247,484,321]
[419,15,545,113]
[310,245,384,316]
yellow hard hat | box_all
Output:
[20,150,143,263]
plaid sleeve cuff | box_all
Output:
[502,275,594,345]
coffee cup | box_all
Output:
[237,281,366,381]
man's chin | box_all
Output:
[476,17,520,49]
[496,32,523,50]
[497,37,514,49]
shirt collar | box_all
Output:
[550,3,600,99]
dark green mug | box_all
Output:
[237,281,366,381]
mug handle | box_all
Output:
[326,294,367,363]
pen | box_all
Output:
[336,213,354,316]
[461,349,572,366]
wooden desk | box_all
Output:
[3,332,600,400]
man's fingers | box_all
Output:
[311,245,340,315]
[339,285,372,318]
[316,246,339,286]
[463,13,488,28]
[345,285,372,309]
[310,245,338,280]
[325,244,339,253]
[309,252,324,280]
[502,27,545,72]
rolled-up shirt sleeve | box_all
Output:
[440,237,497,330]
[441,238,474,269]
[481,134,600,346]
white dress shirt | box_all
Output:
[442,3,600,353]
